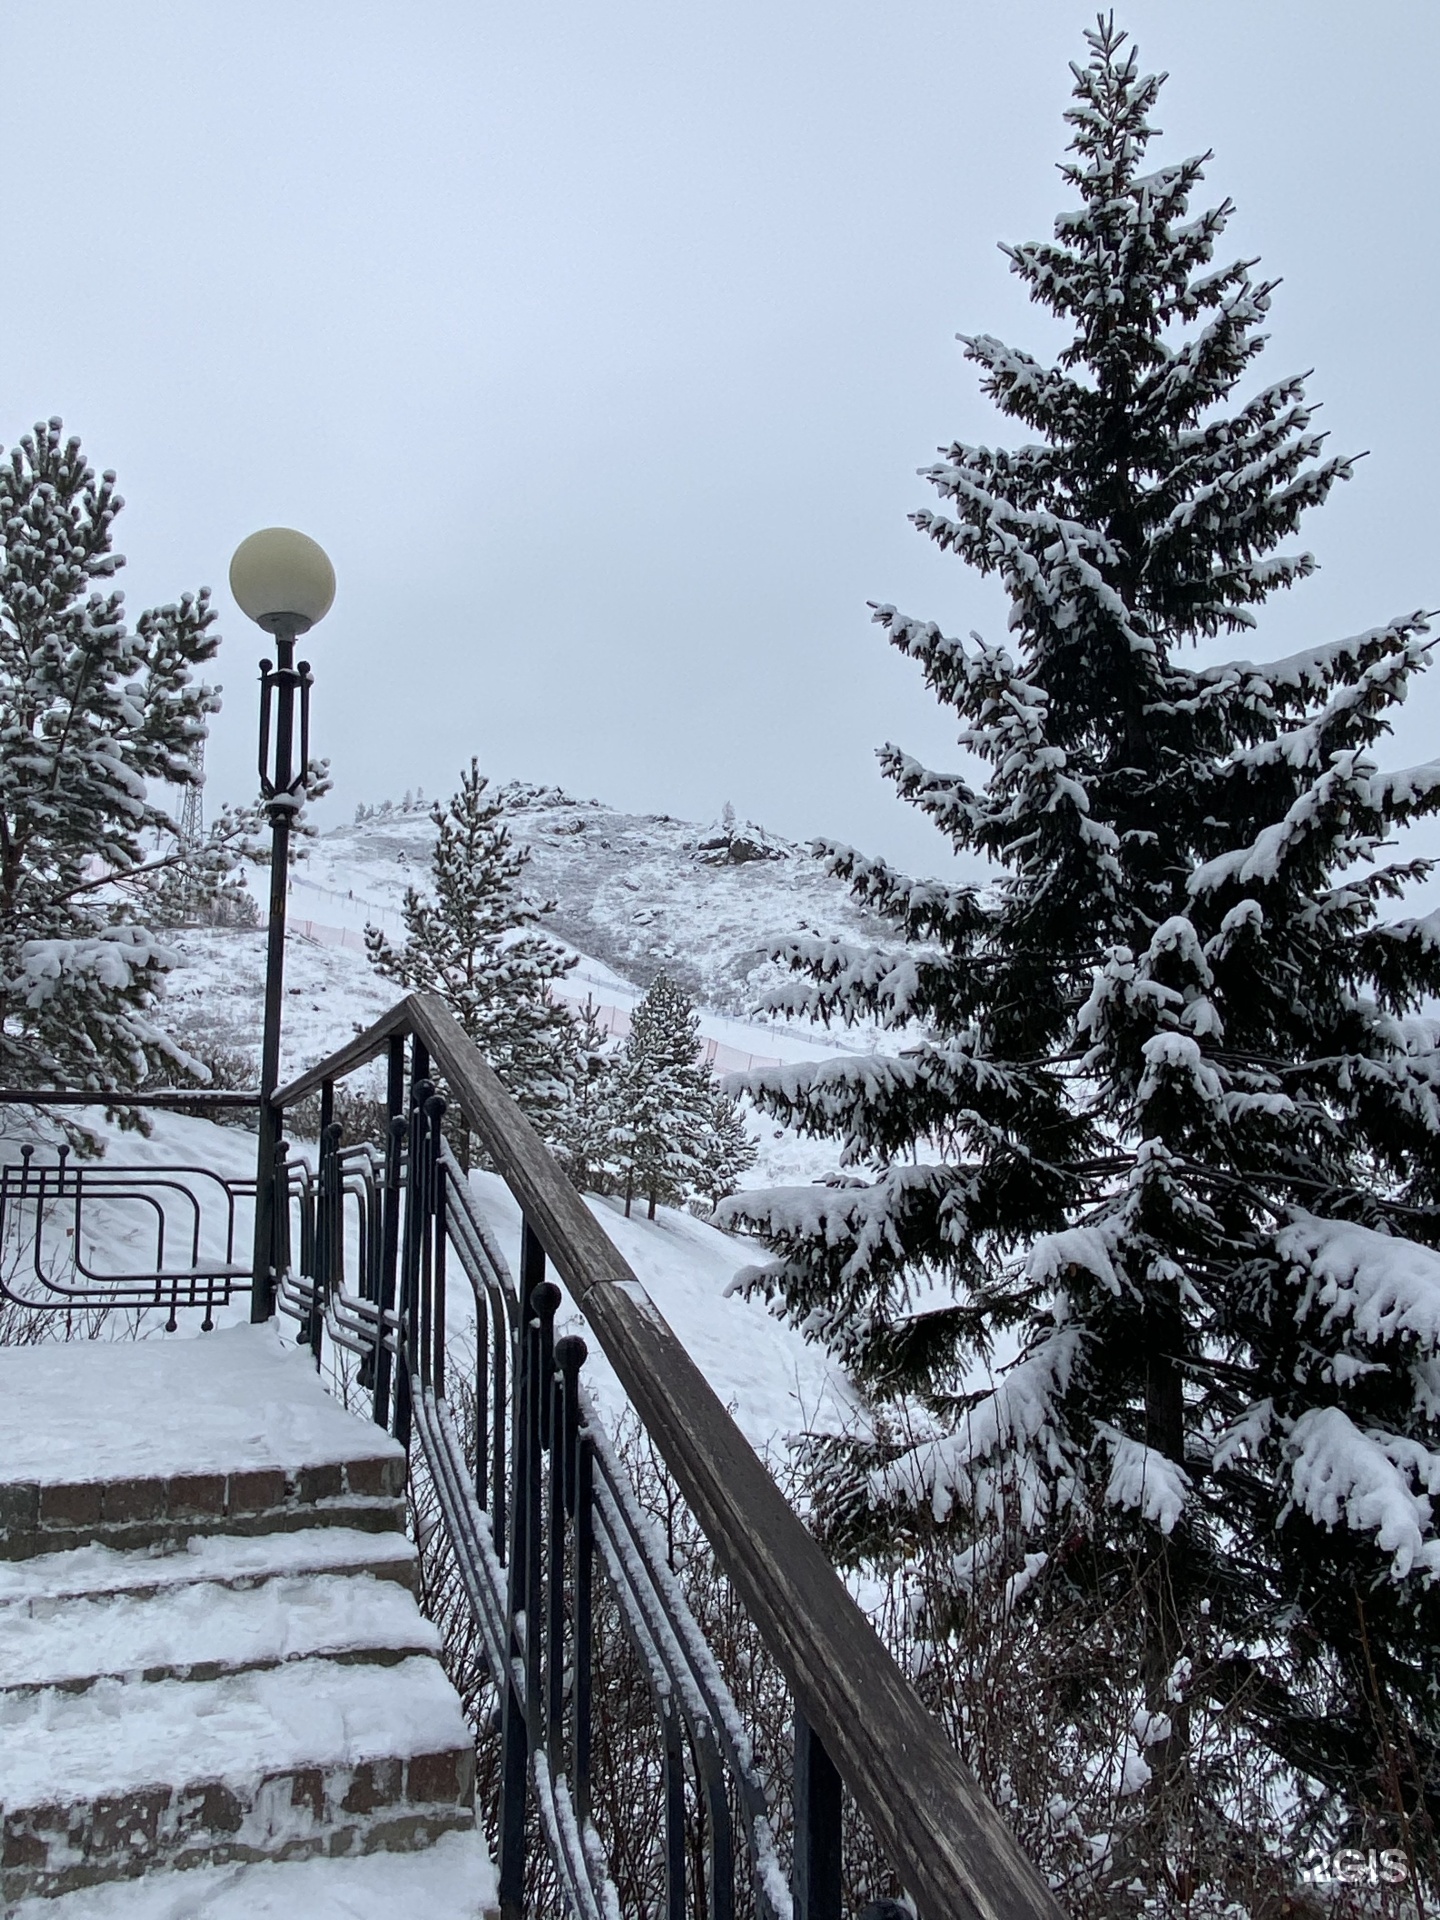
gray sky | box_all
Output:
[2,2,1437,882]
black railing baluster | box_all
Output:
[704,1757,736,1920]
[418,1098,438,1397]
[430,1096,447,1401]
[492,1284,508,1557]
[374,1110,404,1428]
[473,1283,488,1511]
[313,1120,342,1369]
[546,1354,567,1777]
[273,1140,292,1303]
[498,1238,538,1920]
[526,1277,557,1754]
[555,1337,583,1520]
[301,1136,319,1352]
[311,1127,328,1359]
[793,1707,843,1920]
[555,1335,587,1816]
[408,1086,428,1393]
[394,1074,428,1455]
[663,1707,687,1920]
[306,1129,323,1357]
[298,1166,312,1286]
[538,1321,555,1458]
[574,1398,594,1833]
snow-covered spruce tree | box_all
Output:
[366,760,580,1142]
[720,19,1440,1847]
[558,994,620,1193]
[0,420,222,1105]
[612,974,716,1219]
[695,1088,757,1208]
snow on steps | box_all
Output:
[11,1827,498,1919]
[0,1567,441,1694]
[0,1656,475,1903]
[0,1328,408,1562]
[0,1325,493,1912]
[0,1525,420,1611]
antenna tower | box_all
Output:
[179,739,205,849]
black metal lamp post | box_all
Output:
[229,528,336,1321]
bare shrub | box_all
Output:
[404,1356,1440,1918]
[834,1429,1439,1920]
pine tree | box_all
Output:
[721,18,1440,1851]
[0,420,224,1105]
[558,994,619,1192]
[695,1088,757,1207]
[366,760,580,1140]
[613,974,715,1219]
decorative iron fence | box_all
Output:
[0,1142,254,1330]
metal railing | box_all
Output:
[265,992,1063,1920]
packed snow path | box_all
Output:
[0,1324,496,1917]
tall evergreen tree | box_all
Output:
[613,974,716,1219]
[366,760,579,1140]
[721,18,1440,1849]
[558,994,619,1192]
[0,420,224,1105]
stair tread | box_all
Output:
[0,1568,440,1692]
[10,1826,497,1917]
[0,1654,470,1810]
[0,1323,402,1488]
[0,1525,417,1606]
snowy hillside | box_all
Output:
[293,785,899,1021]
[157,783,907,1192]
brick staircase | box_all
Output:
[0,1325,496,1918]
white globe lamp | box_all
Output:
[229,527,336,635]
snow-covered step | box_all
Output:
[11,1825,498,1918]
[0,1524,418,1610]
[0,1653,475,1904]
[0,1568,441,1694]
[0,1325,408,1560]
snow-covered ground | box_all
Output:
[462,1170,857,1450]
[0,1320,404,1485]
[13,1833,497,1920]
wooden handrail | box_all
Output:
[274,992,1063,1920]
[272,999,413,1107]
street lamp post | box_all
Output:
[230,529,336,1321]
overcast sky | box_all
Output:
[2,2,1436,882]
